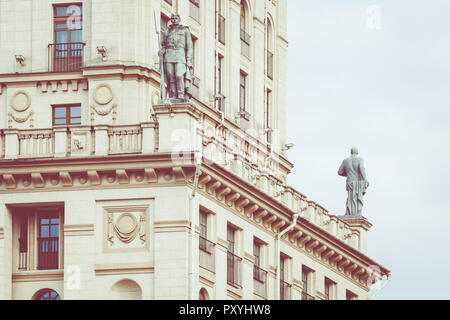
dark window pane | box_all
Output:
[54,118,67,125]
[70,117,81,125]
[51,218,59,224]
[40,226,49,238]
[50,225,59,238]
[56,6,69,17]
[56,23,67,29]
[56,31,68,44]
[71,30,82,42]
[41,218,49,225]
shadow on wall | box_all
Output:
[109,279,142,300]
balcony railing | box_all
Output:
[37,237,59,270]
[218,14,226,45]
[267,50,274,79]
[301,291,315,300]
[280,280,292,300]
[253,265,268,299]
[227,251,242,288]
[48,42,85,72]
[240,29,251,59]
[189,0,200,23]
[164,0,172,5]
[199,237,216,273]
[0,124,156,160]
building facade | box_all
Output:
[0,0,389,300]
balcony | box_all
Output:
[218,14,226,45]
[0,123,156,160]
[37,237,59,270]
[227,251,242,288]
[267,50,274,79]
[240,29,251,59]
[199,237,216,273]
[301,291,315,300]
[189,0,200,23]
[280,280,292,300]
[48,42,85,73]
[253,265,268,299]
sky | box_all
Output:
[286,0,450,299]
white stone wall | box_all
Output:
[0,0,288,151]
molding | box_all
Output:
[154,220,190,233]
[199,269,216,287]
[227,284,243,300]
[95,262,154,276]
[0,227,4,239]
[64,224,95,237]
[12,270,64,283]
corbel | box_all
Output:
[31,173,45,188]
[88,170,102,185]
[145,168,158,183]
[116,170,129,184]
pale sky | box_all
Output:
[286,0,450,299]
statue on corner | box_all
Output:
[159,13,194,103]
[338,147,370,217]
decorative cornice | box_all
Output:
[95,262,154,276]
[12,271,64,283]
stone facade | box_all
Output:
[0,0,389,300]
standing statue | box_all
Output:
[159,13,194,102]
[338,147,370,217]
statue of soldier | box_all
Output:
[160,13,194,102]
[338,147,370,217]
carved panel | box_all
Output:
[103,205,149,252]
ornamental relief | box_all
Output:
[8,90,34,128]
[104,206,149,252]
[91,83,117,124]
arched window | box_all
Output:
[240,2,246,32]
[199,288,209,300]
[266,18,274,79]
[32,289,61,300]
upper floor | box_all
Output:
[0,0,289,148]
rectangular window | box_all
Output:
[227,226,235,253]
[240,72,247,113]
[325,278,336,300]
[302,266,315,300]
[52,104,81,126]
[18,214,28,270]
[199,210,207,251]
[280,256,286,281]
[199,210,215,273]
[51,4,83,72]
[280,254,291,300]
[217,55,224,111]
[37,214,60,270]
[253,241,261,267]
[265,89,272,143]
[253,239,267,298]
[346,289,358,300]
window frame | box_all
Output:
[52,104,82,127]
[53,3,83,45]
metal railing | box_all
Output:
[199,237,216,273]
[267,50,274,79]
[280,280,292,300]
[301,291,315,300]
[189,0,200,23]
[253,265,268,298]
[227,251,242,288]
[218,14,226,45]
[48,42,85,72]
[240,29,251,59]
[37,237,59,270]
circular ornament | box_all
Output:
[94,84,114,105]
[11,91,31,112]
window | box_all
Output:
[199,210,215,273]
[239,72,247,114]
[33,289,61,300]
[218,1,226,45]
[302,266,315,300]
[346,289,358,300]
[191,36,200,98]
[240,1,251,59]
[51,4,84,72]
[52,104,81,126]
[325,278,336,300]
[266,20,274,79]
[189,0,200,23]
[38,214,60,270]
[253,239,267,299]
[15,208,63,272]
[280,255,291,300]
[265,89,272,143]
[217,56,224,111]
[227,225,242,288]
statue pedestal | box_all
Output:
[339,215,372,254]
